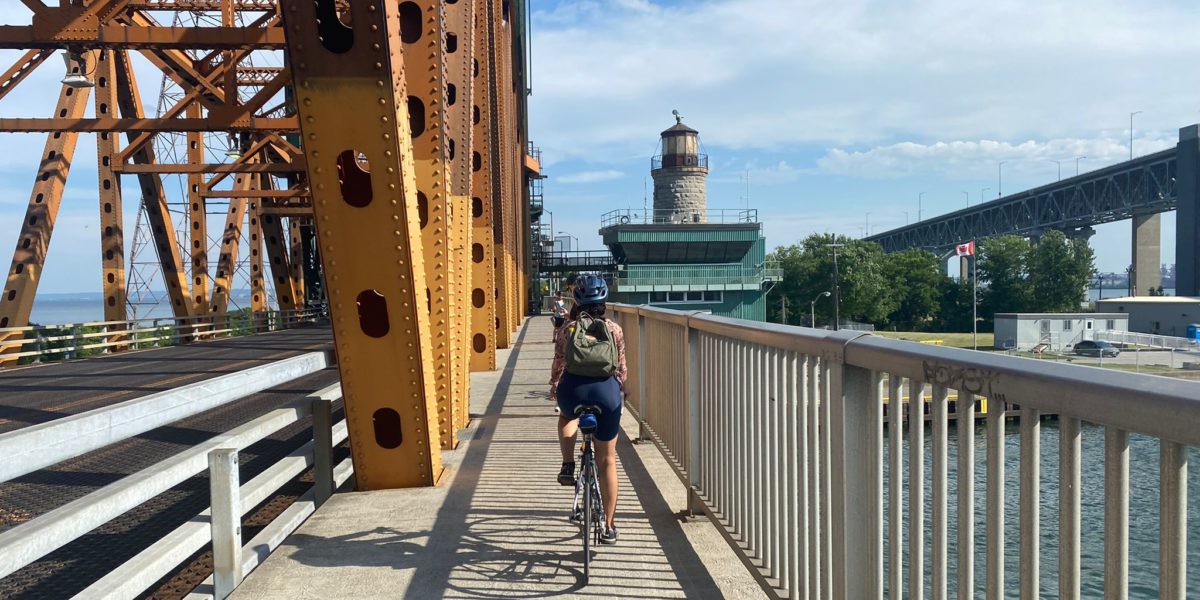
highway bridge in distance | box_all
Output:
[865,124,1200,297]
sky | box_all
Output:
[528,0,1200,278]
[0,1,1198,295]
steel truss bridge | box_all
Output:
[866,126,1200,296]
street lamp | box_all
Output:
[980,187,990,204]
[903,210,909,225]
[824,243,844,331]
[865,212,871,235]
[1075,156,1087,176]
[1048,159,1061,181]
[998,161,1007,197]
[961,191,969,207]
[1130,111,1142,160]
[918,192,927,221]
[811,291,832,328]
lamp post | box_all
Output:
[998,161,1007,197]
[980,187,990,204]
[811,291,831,328]
[1075,156,1087,176]
[865,212,871,236]
[903,211,909,225]
[1048,159,1061,181]
[1130,111,1142,160]
[961,190,969,207]
[825,242,844,330]
[918,192,926,221]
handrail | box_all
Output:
[610,303,1200,599]
[0,361,350,599]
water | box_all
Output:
[1088,288,1175,301]
[26,291,267,326]
[882,420,1200,598]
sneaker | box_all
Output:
[557,462,575,486]
[569,507,583,523]
[600,526,619,545]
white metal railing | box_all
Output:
[611,304,1200,599]
[1096,329,1199,350]
[0,307,325,365]
[0,353,351,600]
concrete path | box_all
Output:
[232,317,764,599]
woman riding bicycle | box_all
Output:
[549,274,626,545]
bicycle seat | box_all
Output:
[575,405,601,433]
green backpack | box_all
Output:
[565,314,617,378]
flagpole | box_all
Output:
[972,241,978,350]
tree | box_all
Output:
[767,234,896,327]
[1028,230,1095,312]
[934,278,976,332]
[881,248,946,330]
[978,235,1032,316]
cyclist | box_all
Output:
[549,274,626,545]
[550,290,568,342]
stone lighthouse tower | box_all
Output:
[651,110,708,223]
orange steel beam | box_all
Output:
[0,117,298,133]
[485,0,515,349]
[468,0,497,371]
[114,50,193,319]
[258,174,300,310]
[200,188,307,199]
[0,25,287,49]
[186,103,208,312]
[113,162,303,174]
[95,50,129,332]
[404,0,460,450]
[247,198,268,319]
[208,169,254,316]
[287,217,306,306]
[0,56,93,344]
[445,0,475,433]
[0,50,53,104]
[280,0,442,489]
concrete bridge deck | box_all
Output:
[230,317,764,599]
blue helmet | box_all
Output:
[572,274,609,305]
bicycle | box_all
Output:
[570,405,605,584]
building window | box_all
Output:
[1106,319,1116,329]
[1062,320,1072,330]
[648,290,723,304]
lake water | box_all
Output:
[885,420,1200,598]
[27,292,266,326]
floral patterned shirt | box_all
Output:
[549,318,627,400]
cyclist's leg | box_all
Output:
[594,438,618,528]
[558,414,578,462]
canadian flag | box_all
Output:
[954,241,976,257]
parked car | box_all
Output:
[1073,340,1120,358]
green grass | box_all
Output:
[873,331,994,349]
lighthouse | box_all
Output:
[651,111,708,223]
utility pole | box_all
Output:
[826,242,844,331]
[780,295,788,324]
[1130,111,1142,160]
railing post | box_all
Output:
[208,448,243,599]
[837,363,883,599]
[313,397,334,506]
[637,312,649,442]
[685,320,703,516]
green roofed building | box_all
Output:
[599,113,779,321]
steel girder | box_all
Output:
[867,149,1177,253]
[445,0,475,433]
[469,0,498,372]
[95,50,129,332]
[279,0,443,488]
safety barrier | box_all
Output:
[0,307,325,365]
[0,353,349,600]
[611,304,1200,599]
[1096,329,1199,350]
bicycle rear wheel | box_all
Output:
[582,469,592,584]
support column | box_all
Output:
[1176,125,1200,297]
[1130,213,1161,296]
[287,217,307,307]
[95,50,128,335]
[959,256,970,282]
[469,0,498,371]
[248,199,268,322]
[281,0,442,489]
[186,104,209,313]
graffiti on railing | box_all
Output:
[922,360,1001,399]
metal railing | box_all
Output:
[1096,329,1199,350]
[0,353,350,600]
[0,307,325,366]
[651,153,708,170]
[611,303,1200,599]
[599,208,758,227]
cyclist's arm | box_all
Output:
[611,321,628,389]
[549,322,569,399]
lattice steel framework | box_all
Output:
[866,148,1178,254]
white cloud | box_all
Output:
[556,169,625,184]
[815,133,1177,180]
[530,0,1200,164]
